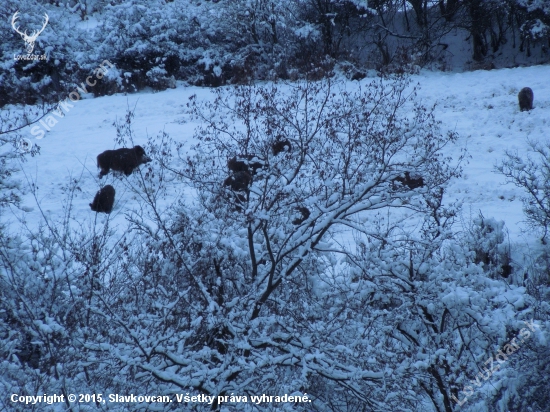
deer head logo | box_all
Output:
[11,11,49,54]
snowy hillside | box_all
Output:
[8,65,549,244]
[2,65,550,412]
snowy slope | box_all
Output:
[5,84,204,232]
[5,65,549,252]
[416,66,549,237]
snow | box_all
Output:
[418,66,547,243]
[3,65,549,261]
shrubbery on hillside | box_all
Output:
[2,75,549,411]
[2,0,550,107]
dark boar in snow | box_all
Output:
[97,145,151,178]
[90,185,115,213]
[227,155,264,176]
[223,171,252,211]
[272,139,292,156]
[292,206,311,225]
[223,171,252,193]
[392,171,424,190]
[518,87,533,112]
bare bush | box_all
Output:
[107,75,466,410]
[496,140,550,244]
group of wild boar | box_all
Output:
[89,87,534,215]
[223,140,291,213]
[89,145,151,214]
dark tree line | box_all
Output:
[1,0,549,107]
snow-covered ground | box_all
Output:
[415,66,549,241]
[4,65,549,252]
